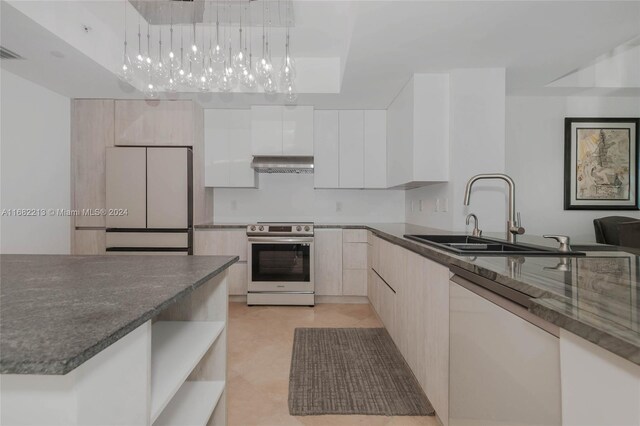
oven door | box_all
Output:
[248,237,314,293]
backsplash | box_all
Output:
[212,174,405,224]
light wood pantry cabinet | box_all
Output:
[114,100,195,146]
[251,106,313,156]
[194,229,248,295]
[313,110,387,189]
[72,229,106,255]
[314,229,343,296]
[204,109,256,188]
[368,234,450,425]
[71,99,114,227]
[71,99,210,254]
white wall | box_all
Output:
[506,96,640,242]
[406,68,507,234]
[213,174,405,223]
[1,70,71,254]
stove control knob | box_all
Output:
[250,226,256,231]
[296,226,302,232]
[304,226,310,232]
[258,226,264,231]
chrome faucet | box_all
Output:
[463,173,525,243]
[466,213,482,237]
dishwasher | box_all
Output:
[449,272,562,426]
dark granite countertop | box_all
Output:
[199,221,639,364]
[0,254,238,375]
[363,223,640,365]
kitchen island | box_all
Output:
[1,254,238,426]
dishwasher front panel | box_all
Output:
[449,277,562,426]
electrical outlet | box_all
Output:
[442,198,449,212]
[336,201,343,212]
[419,200,424,212]
[435,199,440,212]
[410,200,415,212]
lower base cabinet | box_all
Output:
[449,278,561,426]
[560,330,640,426]
[368,235,450,425]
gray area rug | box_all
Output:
[288,328,434,416]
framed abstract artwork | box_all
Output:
[564,117,639,210]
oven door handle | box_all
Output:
[248,237,314,244]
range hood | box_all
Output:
[251,156,314,174]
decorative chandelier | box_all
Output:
[119,0,297,102]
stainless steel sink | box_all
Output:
[404,234,586,256]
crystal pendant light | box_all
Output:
[166,4,180,73]
[143,79,159,99]
[233,4,247,73]
[283,80,298,103]
[133,20,148,77]
[176,25,188,85]
[153,27,168,85]
[145,23,153,72]
[255,2,272,84]
[210,0,225,65]
[279,33,296,87]
[188,22,203,65]
[119,2,134,83]
[218,45,238,92]
[241,3,256,89]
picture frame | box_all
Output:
[564,117,639,210]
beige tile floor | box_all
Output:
[227,302,439,426]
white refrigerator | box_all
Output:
[105,147,192,255]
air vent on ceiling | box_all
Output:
[0,46,23,60]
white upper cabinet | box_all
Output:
[387,74,449,187]
[251,106,313,156]
[250,106,283,156]
[313,110,339,188]
[364,110,387,188]
[339,110,365,188]
[283,106,314,156]
[205,109,257,188]
[314,110,387,189]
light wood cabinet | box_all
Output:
[314,229,343,296]
[194,230,248,295]
[341,229,368,297]
[115,100,194,146]
[204,109,256,188]
[194,230,247,261]
[72,229,106,254]
[339,110,365,188]
[343,229,368,243]
[313,111,339,188]
[368,234,449,424]
[343,243,367,270]
[71,99,114,227]
[342,269,367,296]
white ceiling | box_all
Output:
[2,0,640,109]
